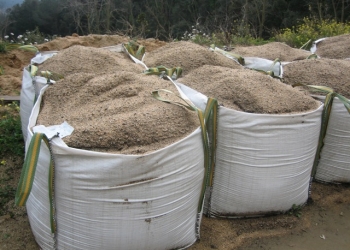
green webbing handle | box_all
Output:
[123,41,146,60]
[210,44,245,66]
[203,98,218,187]
[15,132,56,233]
[144,66,183,80]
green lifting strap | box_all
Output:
[144,66,183,80]
[15,132,56,233]
[123,41,146,60]
[152,89,218,213]
[203,98,218,187]
[293,83,350,177]
[210,44,245,66]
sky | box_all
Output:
[0,0,24,10]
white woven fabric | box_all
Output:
[206,105,322,216]
[175,83,323,216]
[25,86,205,250]
[20,66,54,141]
[315,97,350,183]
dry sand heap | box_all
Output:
[37,72,200,154]
[0,50,34,95]
[144,41,242,75]
[283,58,350,98]
[314,33,350,59]
[36,34,167,52]
[179,65,320,114]
[38,45,145,76]
[232,42,312,61]
[36,45,201,154]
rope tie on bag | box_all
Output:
[293,83,350,177]
[15,132,57,234]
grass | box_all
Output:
[0,102,24,157]
[288,204,303,218]
[0,101,24,216]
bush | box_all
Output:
[0,102,24,158]
[275,17,350,48]
[181,21,271,47]
[1,27,55,53]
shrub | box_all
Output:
[0,102,24,158]
[275,17,350,48]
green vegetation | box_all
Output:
[2,0,350,44]
[0,41,20,53]
[0,102,24,216]
[0,102,24,158]
[275,18,350,48]
[288,204,303,218]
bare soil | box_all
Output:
[0,34,350,250]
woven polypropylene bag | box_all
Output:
[174,83,323,217]
[315,97,350,183]
[24,86,205,250]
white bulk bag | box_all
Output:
[173,83,323,216]
[315,97,350,183]
[310,38,327,54]
[31,51,58,64]
[20,66,55,142]
[243,57,288,78]
[205,105,322,217]
[23,86,206,250]
[20,52,57,141]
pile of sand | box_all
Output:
[315,34,350,59]
[36,34,167,52]
[38,45,145,77]
[283,58,350,98]
[179,65,320,114]
[144,41,242,75]
[0,50,34,95]
[232,42,312,61]
[37,71,200,154]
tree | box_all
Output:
[8,0,39,35]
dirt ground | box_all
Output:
[0,34,350,250]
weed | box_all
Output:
[288,204,302,218]
[181,21,272,48]
[275,17,350,48]
[0,102,24,158]
[1,27,55,54]
[2,233,11,239]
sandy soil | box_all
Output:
[0,34,349,250]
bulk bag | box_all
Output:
[20,62,56,142]
[282,59,350,183]
[205,105,323,217]
[18,85,207,250]
[314,97,350,183]
[175,66,323,216]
